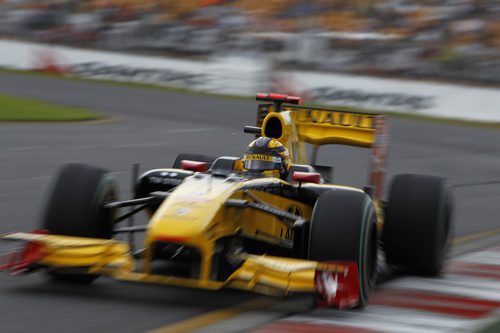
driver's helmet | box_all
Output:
[243,137,290,178]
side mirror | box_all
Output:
[311,164,333,183]
[292,171,321,184]
[181,160,208,172]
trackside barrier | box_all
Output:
[0,39,499,123]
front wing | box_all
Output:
[0,232,360,308]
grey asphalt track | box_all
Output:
[1,72,500,332]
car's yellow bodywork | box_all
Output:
[142,175,317,281]
[0,99,386,305]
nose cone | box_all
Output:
[149,205,207,243]
[144,174,238,245]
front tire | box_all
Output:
[41,163,117,283]
[309,190,378,306]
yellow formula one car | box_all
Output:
[0,93,453,308]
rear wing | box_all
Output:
[253,94,388,199]
[256,104,381,148]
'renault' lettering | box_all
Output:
[297,110,374,129]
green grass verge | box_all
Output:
[1,67,500,129]
[0,93,103,122]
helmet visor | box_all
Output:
[244,154,282,171]
[244,160,281,171]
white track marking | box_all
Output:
[455,251,500,266]
[9,145,45,151]
[384,275,500,301]
[288,306,478,333]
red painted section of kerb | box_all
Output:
[370,289,500,319]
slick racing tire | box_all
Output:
[309,190,378,307]
[42,163,117,283]
[172,153,217,169]
[382,174,452,276]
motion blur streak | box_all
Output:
[1,0,499,84]
[452,227,500,246]
[148,297,276,333]
[1,1,500,330]
[0,70,500,332]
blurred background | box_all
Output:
[1,2,500,333]
[1,0,499,84]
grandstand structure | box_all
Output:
[0,0,499,84]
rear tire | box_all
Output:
[172,153,217,169]
[382,174,452,276]
[309,190,378,306]
[41,163,117,283]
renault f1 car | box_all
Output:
[0,93,453,308]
